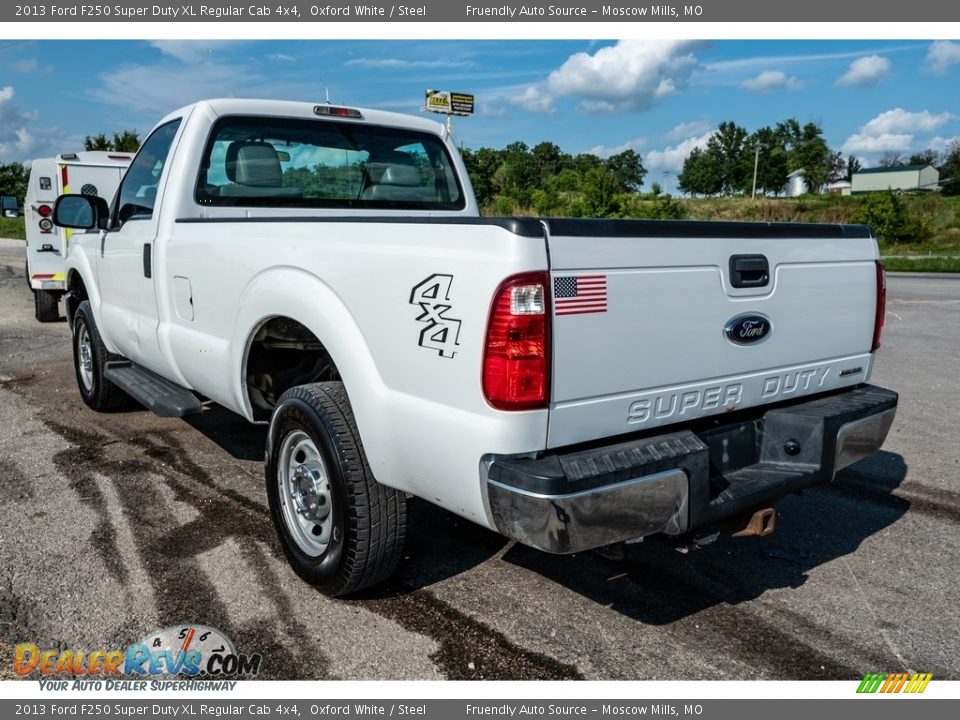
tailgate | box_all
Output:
[546,219,880,448]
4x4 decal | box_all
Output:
[409,274,462,359]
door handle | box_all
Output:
[143,243,152,278]
[729,254,769,288]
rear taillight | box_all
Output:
[872,260,886,352]
[37,204,52,217]
[483,272,550,410]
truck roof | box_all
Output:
[159,98,449,138]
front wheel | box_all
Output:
[265,382,406,597]
[72,300,129,412]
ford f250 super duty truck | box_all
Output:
[53,99,897,596]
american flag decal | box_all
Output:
[554,275,608,316]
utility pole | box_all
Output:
[751,141,763,198]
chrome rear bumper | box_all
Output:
[486,384,897,554]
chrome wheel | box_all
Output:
[277,430,334,557]
[76,322,94,392]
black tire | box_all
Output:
[34,289,60,322]
[265,382,406,597]
[72,300,130,412]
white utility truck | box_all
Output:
[25,152,132,321]
[53,99,897,596]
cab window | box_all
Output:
[195,115,464,211]
[114,119,181,227]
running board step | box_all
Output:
[104,361,202,418]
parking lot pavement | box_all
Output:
[1,237,957,680]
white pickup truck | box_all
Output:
[53,99,897,596]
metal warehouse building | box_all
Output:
[851,164,940,194]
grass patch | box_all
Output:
[0,216,26,240]
[882,256,960,273]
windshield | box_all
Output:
[195,115,465,211]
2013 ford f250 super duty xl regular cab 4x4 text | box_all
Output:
[52,99,898,596]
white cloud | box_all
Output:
[664,120,711,140]
[588,137,648,158]
[269,54,296,63]
[704,45,917,73]
[645,130,715,172]
[91,63,260,115]
[344,58,473,70]
[511,40,698,114]
[841,108,955,156]
[837,55,891,87]
[927,41,960,74]
[10,58,38,73]
[478,103,508,118]
[511,85,555,114]
[930,135,960,152]
[739,70,802,92]
[842,133,913,154]
[862,108,952,135]
[148,41,242,64]
[0,86,73,162]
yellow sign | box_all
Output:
[425,90,474,116]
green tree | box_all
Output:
[545,168,581,193]
[748,126,789,195]
[678,147,722,196]
[570,153,602,175]
[851,191,911,244]
[776,119,832,193]
[461,146,503,208]
[879,152,905,168]
[0,162,29,201]
[497,142,539,207]
[531,141,569,180]
[846,155,862,182]
[909,149,940,167]
[83,129,141,153]
[604,149,646,192]
[581,166,622,216]
[794,123,831,192]
[939,141,960,196]
[706,121,749,195]
[827,151,847,184]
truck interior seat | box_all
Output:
[361,155,437,202]
[220,141,302,198]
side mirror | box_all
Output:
[53,194,109,231]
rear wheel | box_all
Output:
[72,300,129,412]
[34,289,60,322]
[266,382,406,597]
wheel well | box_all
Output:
[245,317,341,421]
[66,271,88,326]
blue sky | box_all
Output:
[1,39,959,192]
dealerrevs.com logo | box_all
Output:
[14,625,262,690]
[857,672,933,694]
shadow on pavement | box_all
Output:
[501,451,910,625]
[185,404,267,461]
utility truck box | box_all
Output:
[25,151,132,321]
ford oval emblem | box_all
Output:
[724,313,772,345]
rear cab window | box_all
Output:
[195,115,465,211]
